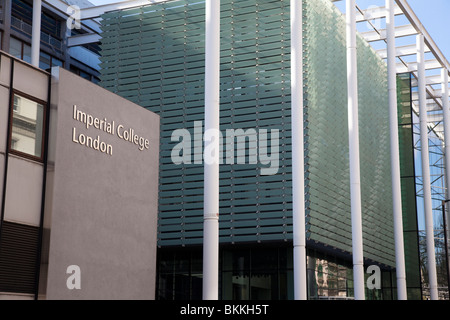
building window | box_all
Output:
[13,95,20,112]
[10,37,63,69]
[70,64,100,84]
[9,92,46,160]
[10,37,31,64]
[39,51,63,70]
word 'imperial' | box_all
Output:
[72,104,150,156]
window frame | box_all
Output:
[8,90,47,163]
[10,37,64,69]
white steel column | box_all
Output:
[31,0,42,67]
[386,0,407,300]
[346,0,365,300]
[442,69,450,205]
[441,68,450,289]
[291,0,307,300]
[202,0,220,300]
[417,34,439,300]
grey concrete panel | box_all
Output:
[0,154,3,212]
[0,54,11,88]
[0,86,8,154]
[4,155,44,226]
[12,62,48,102]
[44,68,159,300]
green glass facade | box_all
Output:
[99,0,410,299]
[302,0,394,267]
[157,245,396,300]
[397,72,422,300]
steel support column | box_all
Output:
[417,33,439,300]
[202,0,220,301]
[31,0,42,67]
[346,0,365,301]
[386,0,408,300]
[291,0,307,301]
[441,68,450,297]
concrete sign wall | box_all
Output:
[39,68,159,299]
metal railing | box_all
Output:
[11,16,62,54]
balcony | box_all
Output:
[11,15,63,55]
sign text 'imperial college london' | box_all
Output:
[71,104,150,156]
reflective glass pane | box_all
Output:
[39,51,51,70]
[9,37,22,59]
[23,43,31,64]
[11,94,44,158]
[52,57,63,67]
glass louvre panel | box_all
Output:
[39,51,51,70]
[9,37,22,59]
[52,57,63,67]
[12,0,32,23]
[303,0,395,266]
[100,0,292,247]
[100,0,395,266]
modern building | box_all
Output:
[97,0,449,300]
[1,0,450,300]
[0,51,160,300]
[0,0,101,81]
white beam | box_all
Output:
[80,0,171,19]
[396,59,441,73]
[67,33,102,47]
[356,4,403,23]
[411,94,444,106]
[432,88,450,97]
[417,33,439,301]
[426,75,449,86]
[360,25,417,42]
[291,0,307,301]
[43,0,102,34]
[377,43,431,59]
[412,75,449,87]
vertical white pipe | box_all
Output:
[346,0,365,300]
[386,0,408,300]
[417,34,439,300]
[31,0,42,67]
[291,0,307,300]
[441,68,450,291]
[202,0,220,300]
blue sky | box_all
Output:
[408,0,450,63]
[88,0,450,63]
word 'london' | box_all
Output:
[71,104,150,156]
